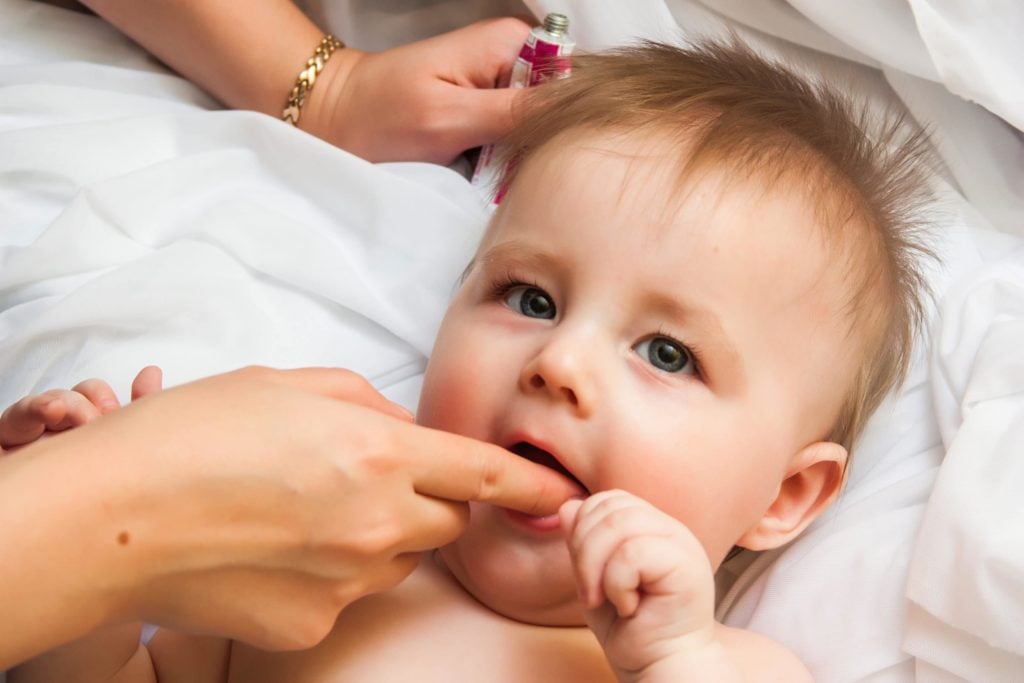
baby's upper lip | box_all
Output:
[504,435,588,494]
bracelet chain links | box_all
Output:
[282,35,344,126]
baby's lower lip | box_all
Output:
[505,509,562,533]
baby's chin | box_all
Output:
[437,515,586,627]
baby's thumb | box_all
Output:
[558,497,585,534]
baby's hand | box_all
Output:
[561,490,718,679]
[0,366,163,452]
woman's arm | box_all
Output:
[79,0,327,119]
[79,0,530,163]
[0,441,142,671]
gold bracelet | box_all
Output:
[282,35,344,126]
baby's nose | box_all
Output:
[527,372,579,407]
[520,338,594,417]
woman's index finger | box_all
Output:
[401,425,583,516]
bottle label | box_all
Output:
[472,24,575,201]
[529,38,571,85]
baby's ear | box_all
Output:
[736,441,847,551]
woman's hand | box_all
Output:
[305,18,531,164]
[0,366,579,667]
[106,367,579,647]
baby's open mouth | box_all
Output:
[508,442,588,495]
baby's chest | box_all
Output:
[226,566,614,682]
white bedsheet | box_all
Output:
[1,1,1022,680]
[0,0,492,410]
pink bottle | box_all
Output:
[472,13,575,202]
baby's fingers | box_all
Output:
[0,390,103,447]
[41,390,104,431]
[0,395,54,447]
[71,378,121,414]
[131,365,163,401]
[564,494,674,608]
[602,537,677,618]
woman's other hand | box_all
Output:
[305,18,531,164]
[81,1,530,165]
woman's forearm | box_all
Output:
[79,2,534,164]
[79,0,330,117]
[0,441,127,669]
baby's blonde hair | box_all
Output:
[496,39,935,451]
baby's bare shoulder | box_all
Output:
[717,624,814,683]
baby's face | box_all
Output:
[417,132,861,625]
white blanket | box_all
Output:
[2,1,1022,680]
[0,0,492,409]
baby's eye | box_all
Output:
[634,336,695,374]
[504,286,556,319]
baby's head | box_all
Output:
[417,40,934,625]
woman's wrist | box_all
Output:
[0,433,136,667]
[281,35,344,126]
[297,44,364,145]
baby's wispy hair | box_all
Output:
[495,38,938,451]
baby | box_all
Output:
[7,39,933,682]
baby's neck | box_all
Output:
[229,551,615,682]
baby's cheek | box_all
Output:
[598,428,722,542]
[418,353,489,434]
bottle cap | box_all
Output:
[543,13,569,36]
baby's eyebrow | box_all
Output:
[645,290,721,329]
[474,241,560,275]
